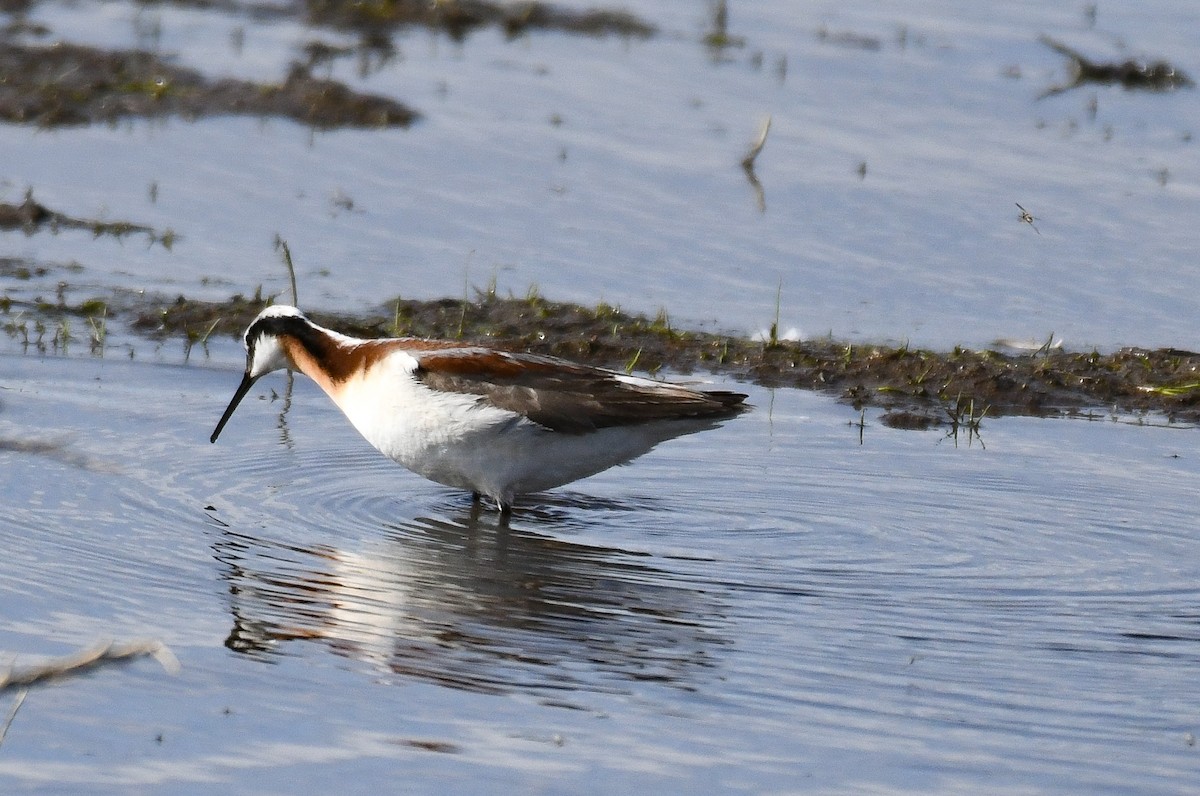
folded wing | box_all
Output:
[414,349,747,433]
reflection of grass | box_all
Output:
[2,295,115,355]
[594,301,616,316]
[52,318,72,352]
[87,306,107,354]
[117,77,174,101]
[183,318,220,361]
[307,0,655,38]
[3,311,29,345]
[944,393,989,448]
[651,307,673,335]
[702,0,745,54]
[851,407,867,444]
[0,639,178,691]
[78,298,106,315]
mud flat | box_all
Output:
[8,286,1190,427]
[0,42,417,128]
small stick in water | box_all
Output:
[0,640,180,691]
[741,114,772,170]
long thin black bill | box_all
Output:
[211,372,256,443]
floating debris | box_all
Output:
[0,640,180,691]
[1015,202,1041,234]
[741,115,772,212]
[1039,36,1194,98]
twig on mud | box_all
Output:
[0,640,180,692]
[0,689,27,748]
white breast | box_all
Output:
[314,351,717,504]
[326,352,527,492]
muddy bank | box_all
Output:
[0,192,174,246]
[5,275,1200,425]
[82,290,1200,427]
[303,0,655,40]
[0,0,652,128]
[0,42,416,128]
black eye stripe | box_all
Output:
[245,313,333,363]
[248,314,302,342]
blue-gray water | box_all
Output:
[2,353,1200,792]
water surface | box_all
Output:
[2,353,1199,791]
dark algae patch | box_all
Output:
[1039,35,1194,97]
[0,191,173,246]
[0,0,653,128]
[115,291,1200,426]
[302,0,654,39]
[0,42,417,128]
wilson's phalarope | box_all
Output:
[211,305,748,515]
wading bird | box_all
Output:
[211,306,748,516]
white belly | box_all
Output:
[326,366,709,503]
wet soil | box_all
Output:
[0,42,416,128]
[0,192,174,246]
[8,285,1194,427]
[0,0,652,128]
[302,0,655,40]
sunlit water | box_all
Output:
[2,352,1200,792]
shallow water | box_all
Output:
[2,352,1200,792]
[2,1,1198,349]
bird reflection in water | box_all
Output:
[210,503,728,695]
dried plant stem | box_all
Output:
[274,234,299,305]
[741,114,772,170]
[0,640,180,692]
